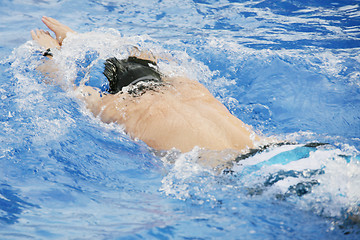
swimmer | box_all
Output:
[31,17,263,165]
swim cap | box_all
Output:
[103,56,162,94]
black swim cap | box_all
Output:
[103,56,162,94]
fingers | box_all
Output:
[31,29,49,38]
[41,16,57,32]
[43,16,61,25]
[41,16,63,44]
[41,16,75,45]
[31,29,42,40]
[42,16,74,33]
[30,28,61,49]
[31,30,37,40]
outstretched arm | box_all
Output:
[31,17,103,105]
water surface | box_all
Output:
[0,0,359,239]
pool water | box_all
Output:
[1,0,360,239]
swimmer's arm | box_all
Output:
[74,86,103,113]
[36,58,103,111]
[36,60,78,91]
[36,59,59,81]
[75,86,127,125]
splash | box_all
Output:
[4,26,360,232]
[160,143,360,226]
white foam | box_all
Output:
[159,138,360,220]
[160,148,214,200]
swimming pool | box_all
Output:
[0,0,360,239]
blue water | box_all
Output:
[1,0,360,239]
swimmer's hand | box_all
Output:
[31,29,60,50]
[41,16,75,45]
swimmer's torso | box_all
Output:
[78,76,257,152]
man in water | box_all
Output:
[31,16,261,157]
